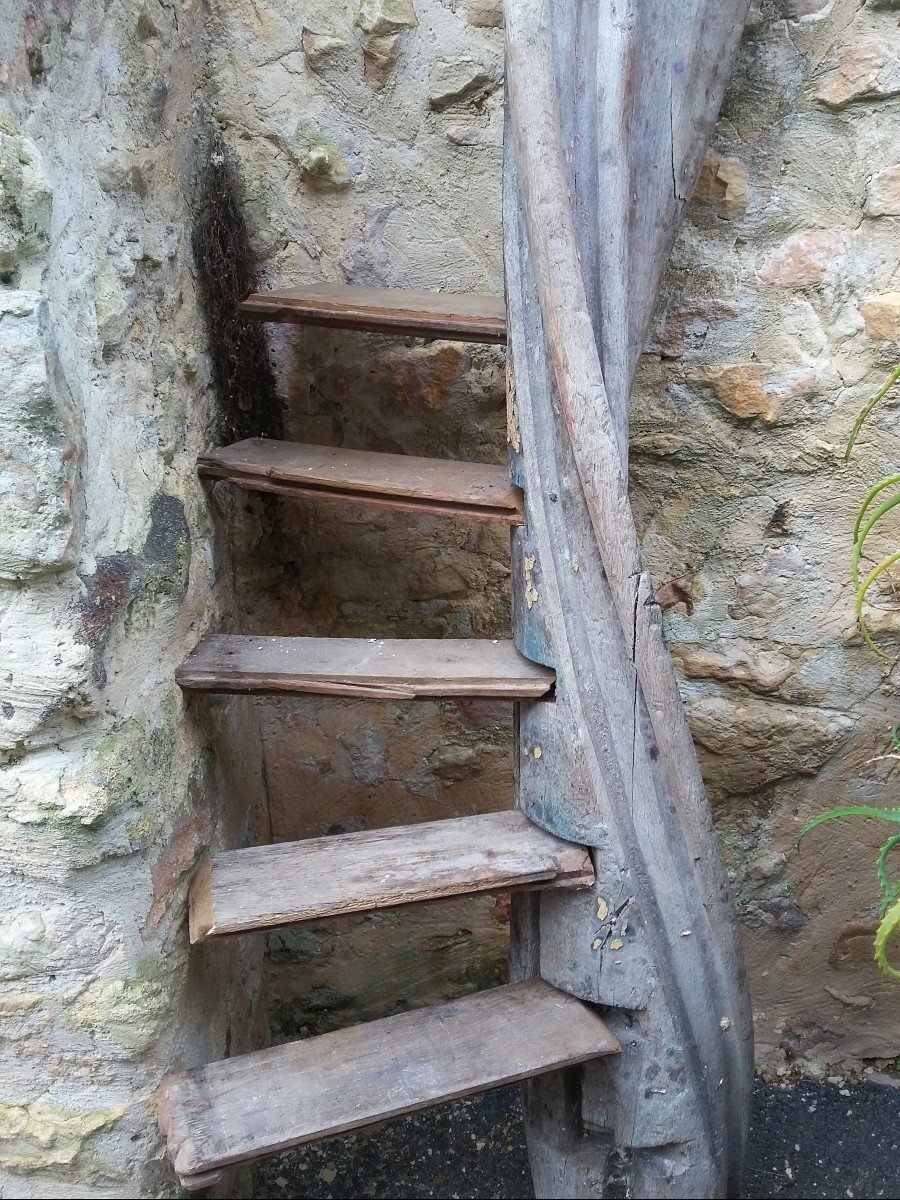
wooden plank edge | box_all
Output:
[176,670,417,698]
[174,670,553,699]
[157,1083,225,1190]
[174,662,556,700]
[179,1168,224,1191]
[188,859,214,943]
[196,463,525,525]
[188,851,594,943]
[237,299,507,344]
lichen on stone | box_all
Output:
[294,127,352,189]
[66,974,174,1057]
[0,1099,123,1171]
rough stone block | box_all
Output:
[756,231,847,289]
[689,362,826,423]
[0,293,76,580]
[66,977,173,1057]
[0,587,90,751]
[363,34,401,89]
[813,43,900,108]
[0,1099,123,1171]
[354,0,418,36]
[0,127,51,289]
[671,639,796,695]
[428,54,503,110]
[301,29,350,73]
[859,292,900,341]
[686,694,852,795]
[293,126,352,188]
[865,163,900,215]
[93,264,129,349]
[468,0,503,27]
[693,151,749,218]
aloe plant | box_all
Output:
[799,366,900,980]
[798,797,900,979]
[847,362,900,658]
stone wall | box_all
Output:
[648,0,900,1077]
[1,4,268,1197]
[2,0,900,1195]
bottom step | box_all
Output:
[158,979,619,1189]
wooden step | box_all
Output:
[176,636,555,699]
[238,283,506,343]
[189,811,593,942]
[157,979,619,1189]
[197,439,524,524]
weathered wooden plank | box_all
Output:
[176,635,555,699]
[504,1,754,1197]
[239,283,506,343]
[157,979,620,1187]
[197,439,524,524]
[189,811,594,941]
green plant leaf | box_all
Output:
[846,363,900,460]
[874,897,900,980]
[877,832,900,910]
[798,805,900,849]
[855,551,900,659]
[852,488,900,590]
[853,474,900,548]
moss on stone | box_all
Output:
[66,974,175,1057]
[294,129,351,188]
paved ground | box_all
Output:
[253,1078,900,1200]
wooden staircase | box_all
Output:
[158,286,618,1191]
[156,4,760,1193]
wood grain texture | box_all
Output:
[157,980,619,1186]
[189,811,594,941]
[239,283,506,343]
[198,438,524,524]
[504,1,754,1196]
[176,635,556,699]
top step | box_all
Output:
[238,284,507,344]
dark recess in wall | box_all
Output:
[192,129,283,442]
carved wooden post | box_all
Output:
[504,2,754,1196]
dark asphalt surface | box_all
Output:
[253,1078,900,1199]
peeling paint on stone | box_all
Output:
[523,554,538,610]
